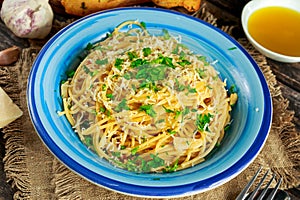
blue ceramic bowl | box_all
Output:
[27,7,272,198]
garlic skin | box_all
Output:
[0,0,54,39]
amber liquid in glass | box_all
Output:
[248,6,300,57]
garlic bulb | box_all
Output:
[0,0,54,39]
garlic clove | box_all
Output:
[0,46,21,65]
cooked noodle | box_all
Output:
[59,21,238,173]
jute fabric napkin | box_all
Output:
[1,7,299,200]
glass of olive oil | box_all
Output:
[247,6,300,57]
[242,0,300,62]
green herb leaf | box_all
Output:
[131,146,139,155]
[90,70,99,77]
[66,70,75,78]
[85,42,93,50]
[123,72,132,80]
[139,104,156,117]
[143,47,151,57]
[102,84,107,91]
[156,119,165,124]
[187,85,197,94]
[127,51,138,60]
[83,136,93,147]
[148,154,165,168]
[196,113,213,132]
[224,123,231,131]
[197,56,210,66]
[229,84,237,94]
[115,58,124,70]
[115,99,130,112]
[83,65,91,74]
[228,47,237,50]
[111,151,121,157]
[164,159,179,173]
[162,106,174,113]
[162,29,171,40]
[106,93,114,99]
[136,65,167,82]
[140,21,146,29]
[177,59,191,67]
[95,58,108,65]
[182,107,190,117]
[167,129,176,135]
[196,68,207,78]
[191,108,198,112]
[175,78,186,91]
[174,110,182,119]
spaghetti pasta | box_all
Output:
[59,21,237,173]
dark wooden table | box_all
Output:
[0,0,299,199]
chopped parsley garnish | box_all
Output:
[177,59,191,67]
[127,51,138,60]
[123,72,132,80]
[130,58,148,68]
[106,33,113,38]
[90,70,99,77]
[131,146,139,155]
[196,68,207,78]
[82,66,91,75]
[191,108,198,112]
[139,80,159,92]
[66,70,75,78]
[182,107,190,117]
[95,58,108,65]
[167,129,176,135]
[147,154,165,168]
[106,93,114,99]
[135,65,167,82]
[196,113,213,132]
[139,104,156,118]
[156,119,165,124]
[160,56,175,69]
[179,51,186,59]
[114,58,124,70]
[83,136,92,147]
[85,42,93,50]
[140,21,146,29]
[163,159,179,173]
[115,99,130,112]
[224,123,231,131]
[163,106,174,113]
[172,44,188,54]
[162,29,171,40]
[174,110,182,119]
[82,65,98,77]
[175,78,186,91]
[111,151,121,157]
[187,85,197,94]
[91,109,98,115]
[197,56,210,66]
[229,84,237,94]
[102,84,107,91]
[228,47,237,50]
[99,106,111,117]
[143,47,151,57]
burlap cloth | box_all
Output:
[1,7,299,200]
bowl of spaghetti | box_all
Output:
[27,8,272,198]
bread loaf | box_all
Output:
[60,0,201,16]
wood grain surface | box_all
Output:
[0,0,299,199]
